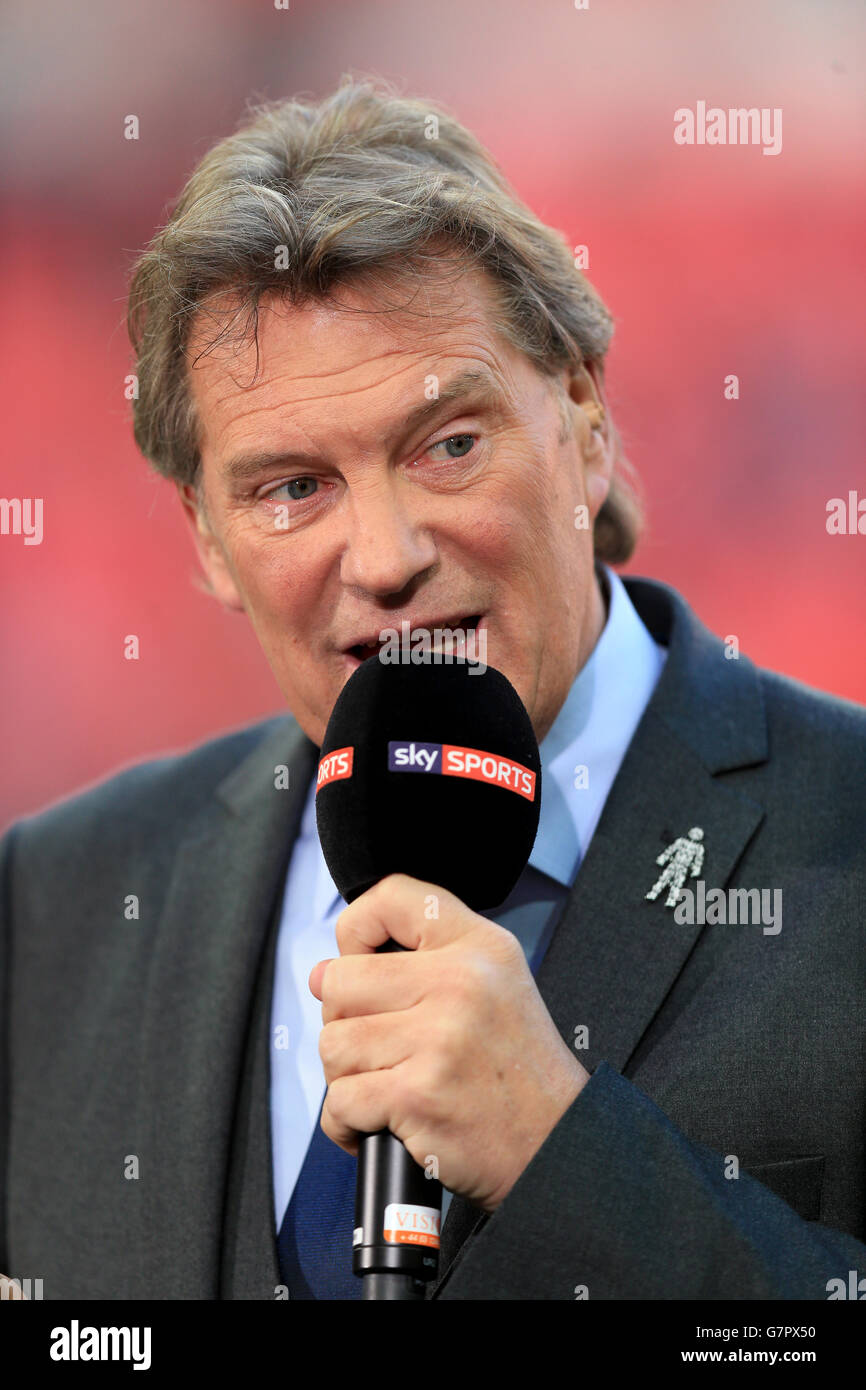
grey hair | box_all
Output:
[126,73,642,562]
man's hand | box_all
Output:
[309,873,590,1214]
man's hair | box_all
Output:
[126,74,642,563]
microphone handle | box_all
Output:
[353,940,443,1300]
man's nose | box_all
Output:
[339,482,438,595]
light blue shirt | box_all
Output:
[269,566,668,1229]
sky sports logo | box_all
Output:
[316,747,353,789]
[389,741,536,800]
[316,741,536,800]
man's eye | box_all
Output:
[270,477,318,501]
[427,434,476,461]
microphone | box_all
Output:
[315,655,541,1299]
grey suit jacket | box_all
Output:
[2,575,865,1300]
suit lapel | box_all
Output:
[433,576,769,1293]
[128,718,318,1298]
[531,706,765,1076]
[218,880,285,1299]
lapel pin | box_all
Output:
[646,827,705,908]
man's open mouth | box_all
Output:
[347,614,483,663]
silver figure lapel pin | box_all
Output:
[646,827,705,908]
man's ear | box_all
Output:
[177,482,246,612]
[561,360,615,522]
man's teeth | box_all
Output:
[350,616,481,660]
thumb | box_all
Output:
[309,957,336,1001]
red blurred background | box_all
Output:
[1,0,864,829]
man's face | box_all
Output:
[181,262,614,747]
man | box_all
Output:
[1,77,864,1301]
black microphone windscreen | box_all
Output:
[315,658,541,911]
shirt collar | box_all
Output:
[527,564,667,887]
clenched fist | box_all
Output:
[309,872,589,1213]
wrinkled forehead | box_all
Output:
[182,259,539,474]
[185,254,509,380]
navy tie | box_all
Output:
[277,1092,362,1299]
